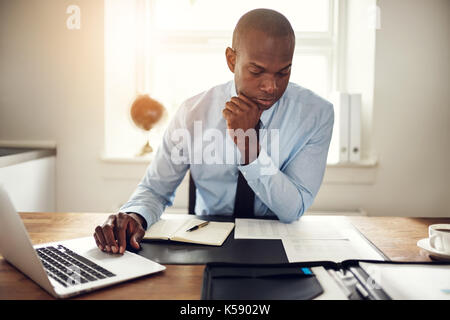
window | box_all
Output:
[104,0,344,163]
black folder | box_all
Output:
[201,260,450,300]
[202,262,324,300]
[138,215,289,264]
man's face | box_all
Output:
[226,29,295,111]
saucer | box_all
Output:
[417,238,450,261]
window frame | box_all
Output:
[104,0,348,162]
[138,0,342,103]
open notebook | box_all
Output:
[144,217,235,246]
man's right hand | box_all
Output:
[93,212,146,254]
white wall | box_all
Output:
[0,0,449,216]
[312,0,450,216]
[344,0,376,161]
[0,156,56,212]
[0,0,107,212]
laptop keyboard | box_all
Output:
[36,245,116,287]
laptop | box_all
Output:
[0,186,166,298]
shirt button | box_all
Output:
[242,172,247,176]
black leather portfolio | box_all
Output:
[137,215,388,265]
[138,215,289,265]
[201,260,450,300]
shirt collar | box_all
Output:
[229,80,279,128]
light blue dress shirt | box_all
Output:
[120,80,334,228]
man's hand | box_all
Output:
[223,93,262,132]
[93,212,145,254]
[222,94,263,164]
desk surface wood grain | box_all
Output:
[0,212,449,300]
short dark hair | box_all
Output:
[232,8,295,50]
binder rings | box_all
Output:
[202,260,450,300]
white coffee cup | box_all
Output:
[428,224,450,254]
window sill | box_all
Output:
[100,153,154,164]
[100,153,377,168]
[326,158,378,168]
[100,153,378,185]
[323,158,378,185]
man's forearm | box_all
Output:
[238,148,314,223]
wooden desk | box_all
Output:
[0,212,449,300]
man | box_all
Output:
[94,9,334,254]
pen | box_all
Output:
[186,221,209,232]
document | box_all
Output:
[144,217,235,246]
[359,262,450,300]
[282,228,385,263]
[234,216,350,240]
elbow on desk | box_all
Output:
[275,183,315,223]
[277,201,306,224]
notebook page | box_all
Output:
[172,219,235,246]
[143,218,191,240]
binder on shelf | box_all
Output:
[349,94,362,162]
[338,93,350,163]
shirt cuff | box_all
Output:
[120,205,159,230]
[238,148,278,180]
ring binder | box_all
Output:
[202,260,450,300]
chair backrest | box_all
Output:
[188,171,196,215]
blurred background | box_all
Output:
[0,0,449,217]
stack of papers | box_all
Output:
[359,262,450,300]
[235,216,384,262]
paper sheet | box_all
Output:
[234,216,350,240]
[359,263,450,300]
[282,229,384,263]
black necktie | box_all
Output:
[233,122,260,218]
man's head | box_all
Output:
[226,9,295,111]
